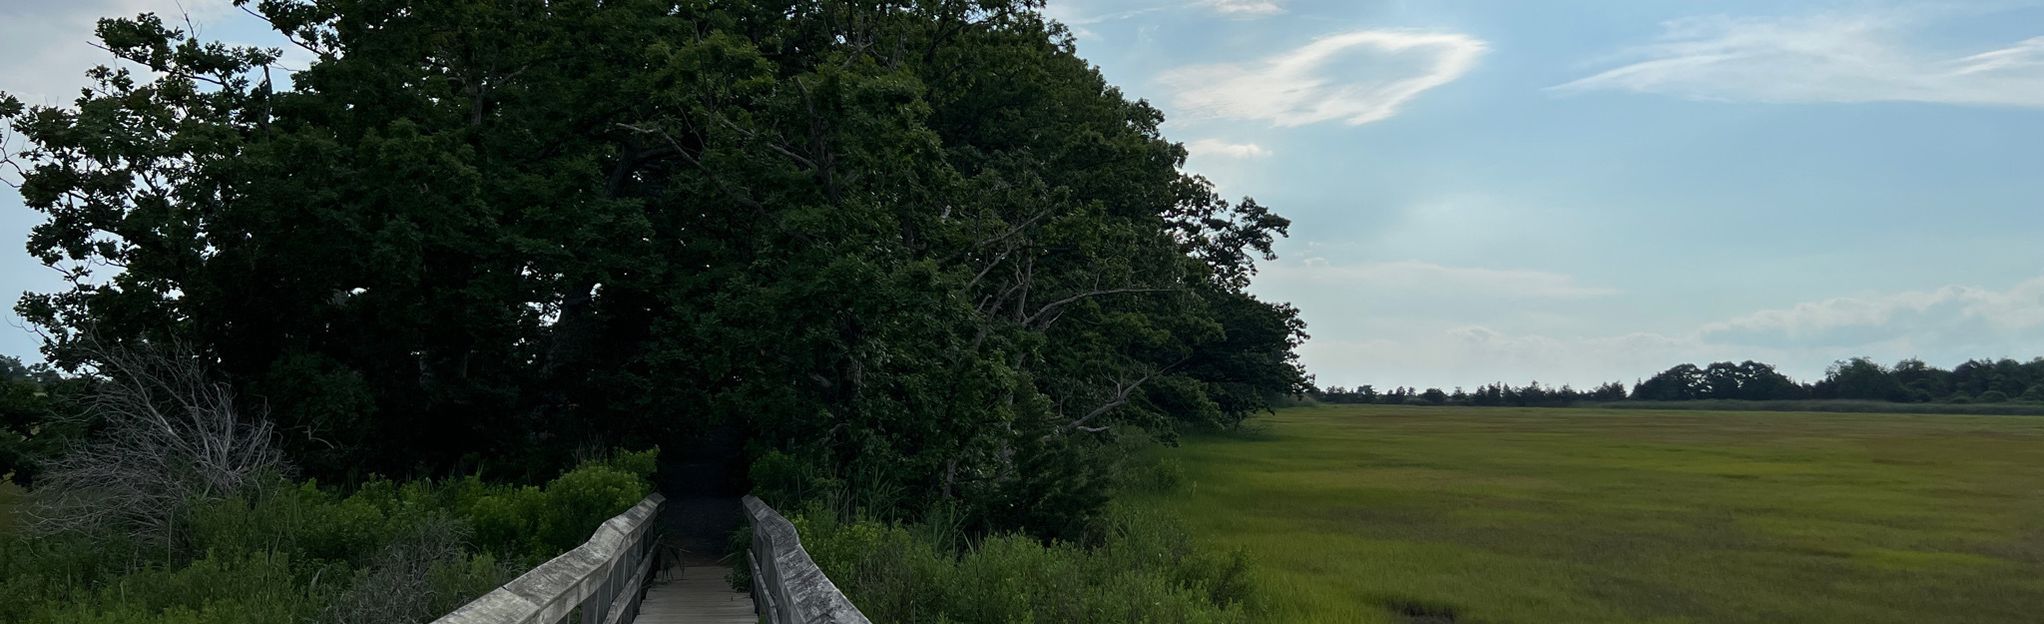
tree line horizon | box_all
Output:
[1315,356,2044,407]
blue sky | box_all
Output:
[4,0,2043,389]
[1047,0,2044,388]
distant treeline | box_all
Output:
[1316,357,2044,407]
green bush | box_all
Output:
[0,449,658,624]
[456,448,656,561]
[1117,453,1185,495]
[791,504,1255,624]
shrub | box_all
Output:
[1120,455,1185,494]
[26,550,324,624]
[323,515,494,624]
[748,450,818,506]
[0,449,656,624]
[458,448,657,561]
[1977,390,2011,403]
[791,505,1255,624]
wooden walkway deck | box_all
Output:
[635,565,756,623]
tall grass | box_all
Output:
[1136,405,2044,623]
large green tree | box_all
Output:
[2,0,1306,534]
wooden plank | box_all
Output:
[634,565,756,624]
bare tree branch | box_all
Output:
[28,336,286,541]
[1045,367,1160,441]
[1023,287,1174,328]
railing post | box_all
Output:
[741,495,871,624]
[432,494,665,624]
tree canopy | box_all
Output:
[1,0,1308,535]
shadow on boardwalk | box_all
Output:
[653,423,748,567]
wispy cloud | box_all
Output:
[1260,259,1616,299]
[1299,329,1724,389]
[1203,0,1284,17]
[1554,11,2044,107]
[1298,275,2044,388]
[1185,138,1272,159]
[1041,4,1165,27]
[1159,30,1487,126]
[1701,277,2044,347]
[1040,0,1276,31]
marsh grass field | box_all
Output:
[1134,405,2044,623]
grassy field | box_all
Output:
[1134,405,2044,623]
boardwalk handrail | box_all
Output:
[743,495,872,624]
[434,493,665,624]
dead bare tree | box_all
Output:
[27,338,285,541]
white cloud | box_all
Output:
[1158,30,1487,126]
[1203,0,1284,17]
[1040,4,1163,27]
[1184,138,1272,159]
[1294,275,2044,389]
[1554,11,2044,107]
[1044,0,1277,26]
[1259,259,1616,299]
[1299,329,1728,389]
[1701,277,2044,347]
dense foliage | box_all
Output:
[0,357,85,487]
[775,439,1253,623]
[1318,356,2044,407]
[0,0,1307,536]
[789,505,1254,623]
[0,450,655,624]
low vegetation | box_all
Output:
[1137,404,2044,623]
[0,450,656,624]
[789,503,1256,623]
[753,433,1260,623]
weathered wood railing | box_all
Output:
[744,495,872,624]
[434,494,665,624]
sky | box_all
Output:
[1043,0,2044,389]
[3,0,2044,390]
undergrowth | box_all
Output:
[0,449,657,624]
[771,439,1260,623]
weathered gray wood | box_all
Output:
[743,495,872,624]
[599,534,661,624]
[635,565,755,623]
[434,494,665,624]
[437,493,862,624]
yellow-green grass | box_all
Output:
[1134,405,2044,623]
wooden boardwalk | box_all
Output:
[635,565,756,623]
